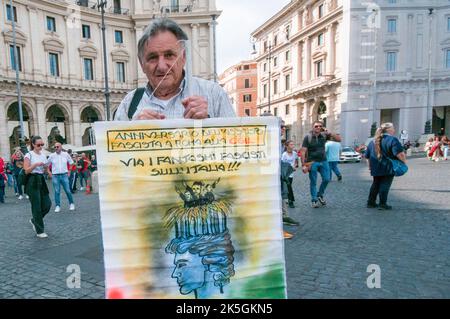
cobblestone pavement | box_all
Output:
[0,157,449,298]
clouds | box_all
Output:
[215,0,290,74]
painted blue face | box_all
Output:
[172,251,206,294]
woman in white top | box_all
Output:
[281,140,299,208]
[23,136,52,238]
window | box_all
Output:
[386,51,397,71]
[244,79,250,88]
[273,56,278,67]
[388,19,397,33]
[49,53,59,77]
[84,58,93,80]
[285,74,291,90]
[263,84,267,98]
[388,0,396,3]
[318,4,324,18]
[285,104,290,115]
[82,25,91,39]
[446,49,450,69]
[243,64,250,70]
[264,41,268,52]
[274,107,278,116]
[285,25,290,40]
[9,45,22,71]
[244,109,251,116]
[116,62,125,82]
[448,17,450,32]
[6,4,17,22]
[115,30,123,44]
[47,17,56,32]
[273,79,278,94]
[285,50,290,62]
[318,33,324,46]
[243,94,252,103]
[274,35,278,46]
[316,60,323,77]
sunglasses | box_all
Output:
[314,125,323,128]
[36,143,45,147]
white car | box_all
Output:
[340,147,362,163]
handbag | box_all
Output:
[381,136,408,177]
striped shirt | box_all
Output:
[114,76,236,121]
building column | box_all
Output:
[406,14,414,71]
[306,36,312,81]
[0,96,10,159]
[36,99,47,143]
[327,23,336,75]
[191,23,200,76]
[71,101,82,146]
[208,22,215,80]
[297,41,303,84]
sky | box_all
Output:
[215,0,291,75]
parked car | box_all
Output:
[340,146,362,163]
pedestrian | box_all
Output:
[300,121,341,208]
[11,148,26,199]
[47,142,76,213]
[114,18,235,121]
[70,154,79,193]
[429,136,443,162]
[281,140,299,208]
[23,136,52,238]
[6,161,14,188]
[279,122,299,240]
[90,154,97,172]
[442,136,449,160]
[0,157,6,203]
[78,153,91,192]
[325,135,342,181]
[365,122,406,210]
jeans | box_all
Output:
[13,174,23,195]
[79,171,89,188]
[0,186,4,202]
[368,175,395,205]
[444,146,449,159]
[328,161,341,180]
[52,174,74,207]
[287,177,295,203]
[7,174,14,187]
[309,161,331,202]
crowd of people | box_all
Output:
[0,142,97,238]
[424,135,449,162]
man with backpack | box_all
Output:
[300,121,341,208]
[114,18,235,121]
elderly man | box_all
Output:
[47,143,75,212]
[114,18,235,121]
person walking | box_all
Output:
[0,157,6,203]
[325,136,342,181]
[11,148,25,199]
[47,143,75,213]
[365,123,406,210]
[23,136,52,238]
[69,154,78,193]
[300,121,341,208]
[281,140,299,208]
[441,136,449,161]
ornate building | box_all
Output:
[0,0,220,159]
[251,0,342,146]
[218,61,258,117]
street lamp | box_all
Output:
[425,8,434,134]
[370,7,379,137]
[9,0,27,154]
[97,0,111,121]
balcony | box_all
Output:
[160,5,193,14]
[75,1,129,15]
[109,7,129,15]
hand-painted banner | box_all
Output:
[94,117,287,299]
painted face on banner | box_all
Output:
[172,252,206,294]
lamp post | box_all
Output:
[97,0,111,121]
[370,7,379,137]
[9,0,27,154]
[425,8,434,134]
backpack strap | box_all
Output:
[127,87,146,120]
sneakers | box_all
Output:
[36,233,48,238]
[367,203,378,208]
[318,196,327,206]
[337,175,342,182]
[54,206,61,213]
[311,201,321,208]
[29,219,36,233]
[283,231,294,239]
[283,216,299,226]
[69,203,75,211]
[18,195,23,200]
[378,204,392,211]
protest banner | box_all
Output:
[94,117,287,299]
